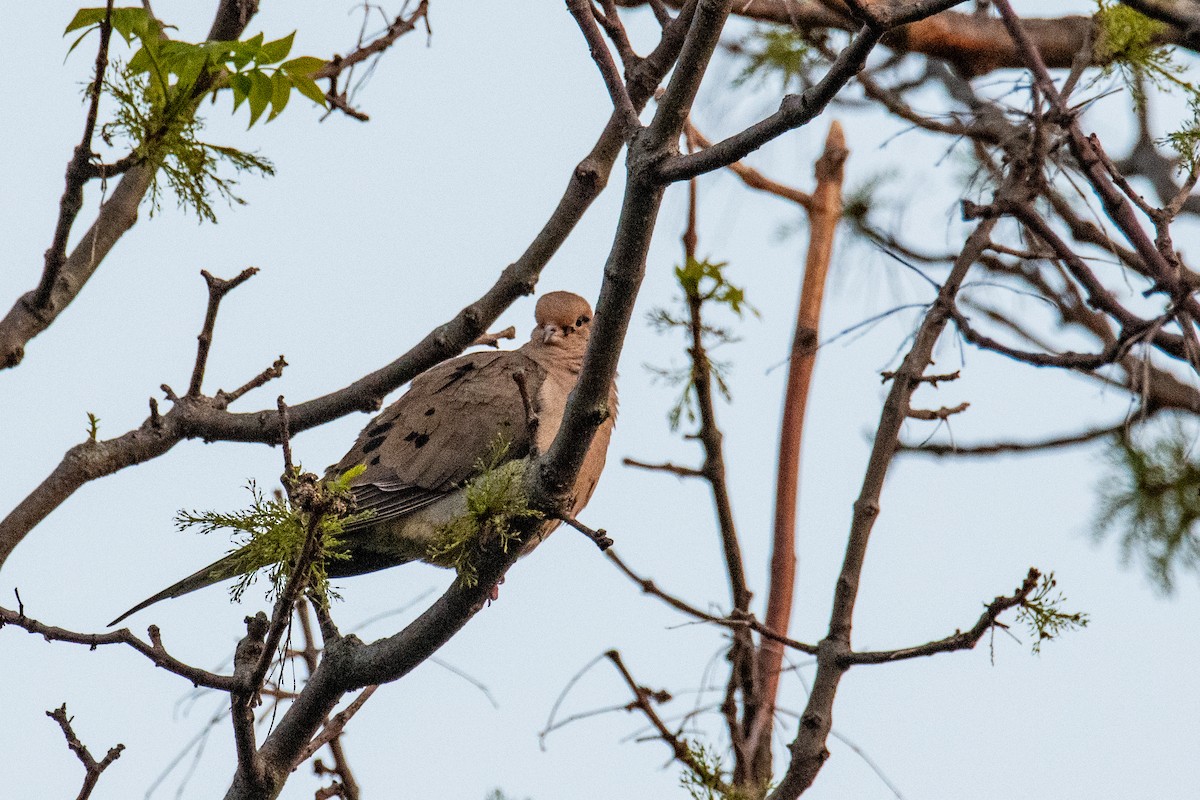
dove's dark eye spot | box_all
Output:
[362,436,386,453]
[366,420,394,437]
[425,407,436,416]
[413,433,430,449]
[576,315,590,326]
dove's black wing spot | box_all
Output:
[366,420,394,437]
[425,407,436,416]
[413,433,430,449]
[436,361,476,393]
[362,436,387,454]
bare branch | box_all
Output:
[846,568,1040,665]
[46,703,125,800]
[622,457,704,477]
[188,268,259,398]
[0,605,234,690]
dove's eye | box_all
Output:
[576,315,590,326]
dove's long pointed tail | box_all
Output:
[108,551,244,627]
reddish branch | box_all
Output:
[751,120,847,776]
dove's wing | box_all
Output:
[333,350,547,531]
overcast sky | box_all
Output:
[2,2,1197,799]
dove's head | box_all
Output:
[532,291,594,352]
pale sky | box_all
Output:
[2,2,1196,799]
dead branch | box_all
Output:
[46,703,125,800]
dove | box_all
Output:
[109,291,616,626]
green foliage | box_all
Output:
[65,7,327,219]
[66,8,327,126]
[1092,1,1200,169]
[733,26,814,91]
[175,467,369,607]
[647,257,756,431]
[679,740,763,800]
[102,65,275,221]
[1014,572,1089,655]
[426,438,543,587]
[1095,426,1200,592]
[85,412,100,441]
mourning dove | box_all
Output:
[110,292,616,625]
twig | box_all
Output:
[46,704,125,800]
[907,401,970,421]
[470,325,516,348]
[34,0,116,312]
[566,0,640,133]
[0,605,234,690]
[560,514,614,550]
[622,457,704,477]
[216,356,288,408]
[900,422,1127,457]
[606,549,818,655]
[295,685,379,766]
[846,569,1040,665]
[187,268,259,398]
[605,649,728,790]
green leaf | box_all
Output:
[267,71,291,121]
[259,32,295,65]
[290,74,327,107]
[281,56,326,78]
[127,46,151,73]
[64,8,107,34]
[230,72,252,112]
[247,69,273,127]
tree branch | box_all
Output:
[46,703,125,800]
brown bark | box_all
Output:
[750,120,847,783]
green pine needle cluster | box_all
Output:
[1014,572,1089,655]
[175,467,368,607]
[1093,1,1200,169]
[1095,427,1200,592]
[647,257,756,431]
[426,439,542,587]
[679,740,764,800]
[733,26,815,91]
[103,65,275,222]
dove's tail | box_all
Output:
[108,550,245,627]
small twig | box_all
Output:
[0,605,234,690]
[313,1,429,81]
[622,457,704,478]
[470,325,516,349]
[560,514,614,550]
[278,396,294,480]
[216,356,288,408]
[605,549,818,655]
[845,568,1041,665]
[605,649,726,790]
[187,268,259,398]
[512,370,540,451]
[881,369,960,386]
[46,704,125,800]
[900,421,1128,457]
[35,0,116,311]
[294,686,379,766]
[907,402,970,421]
[565,0,640,135]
